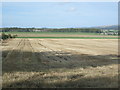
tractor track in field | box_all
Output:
[29,39,51,62]
[26,39,44,63]
[38,39,118,62]
[2,39,26,72]
[3,39,24,62]
[46,39,117,53]
[4,38,25,60]
[44,39,117,55]
[38,40,71,62]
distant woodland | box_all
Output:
[0,27,102,33]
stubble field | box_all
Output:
[2,38,119,88]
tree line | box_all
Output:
[0,27,102,33]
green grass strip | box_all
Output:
[4,32,117,36]
[16,37,119,39]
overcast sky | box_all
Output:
[2,2,118,28]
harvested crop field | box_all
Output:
[2,38,119,88]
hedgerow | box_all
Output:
[1,33,17,40]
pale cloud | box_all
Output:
[65,7,77,12]
[69,7,76,12]
[70,7,75,11]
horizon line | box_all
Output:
[1,24,118,28]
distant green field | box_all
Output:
[4,32,101,35]
[3,32,118,36]
[16,37,119,39]
[3,32,118,39]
